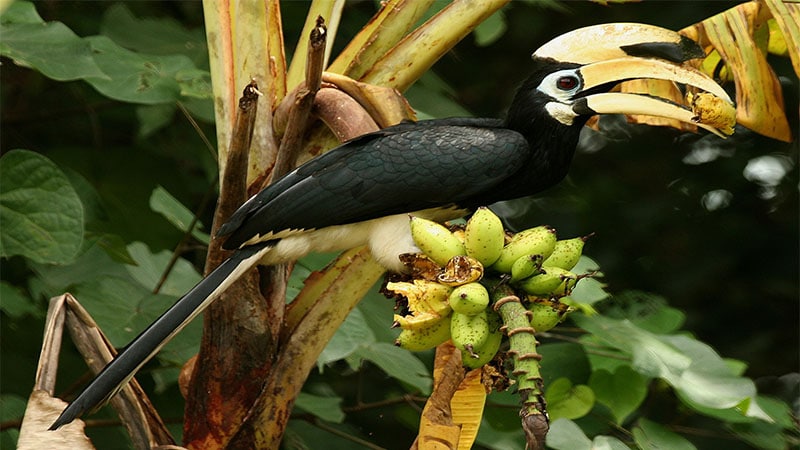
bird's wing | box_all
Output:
[220,119,530,249]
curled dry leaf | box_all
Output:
[18,391,94,450]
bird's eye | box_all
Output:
[556,75,580,91]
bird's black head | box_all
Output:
[507,23,734,142]
[498,23,734,197]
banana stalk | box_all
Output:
[492,285,548,450]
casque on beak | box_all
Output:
[534,23,735,137]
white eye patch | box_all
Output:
[536,68,583,103]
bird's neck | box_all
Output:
[502,96,587,200]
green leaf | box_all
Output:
[0,1,43,25]
[592,435,633,450]
[99,4,208,66]
[92,233,137,265]
[149,186,209,244]
[473,10,507,47]
[0,4,108,81]
[575,314,692,380]
[0,394,27,421]
[0,282,39,318]
[84,35,198,104]
[576,315,758,413]
[318,307,376,368]
[537,342,591,386]
[72,276,175,347]
[0,149,84,264]
[125,242,202,297]
[729,418,790,450]
[569,256,610,307]
[295,392,345,423]
[136,104,177,138]
[663,334,756,410]
[589,366,649,424]
[546,418,592,450]
[603,291,685,334]
[633,418,697,450]
[355,342,432,394]
[546,377,595,421]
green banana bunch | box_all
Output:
[410,216,466,266]
[542,235,590,270]
[491,226,557,273]
[517,266,578,296]
[448,282,490,315]
[528,298,572,332]
[451,310,490,354]
[461,310,503,369]
[391,208,596,373]
[509,254,544,283]
[395,315,452,351]
[464,207,506,266]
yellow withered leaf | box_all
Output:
[763,0,800,77]
[683,2,792,142]
[450,368,488,450]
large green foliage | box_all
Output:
[1,2,796,450]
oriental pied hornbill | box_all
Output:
[51,23,732,429]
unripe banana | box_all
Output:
[518,266,577,296]
[410,216,466,266]
[464,207,505,266]
[461,310,503,368]
[528,299,571,332]
[448,282,490,315]
[395,315,452,351]
[542,236,588,270]
[491,226,557,273]
[451,310,490,353]
[509,254,544,283]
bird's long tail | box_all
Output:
[49,241,273,430]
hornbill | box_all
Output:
[51,23,732,429]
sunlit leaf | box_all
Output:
[0,150,84,264]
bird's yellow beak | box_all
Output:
[534,23,735,137]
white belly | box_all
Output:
[257,207,467,272]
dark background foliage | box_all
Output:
[1,1,797,449]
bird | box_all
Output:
[50,22,732,430]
